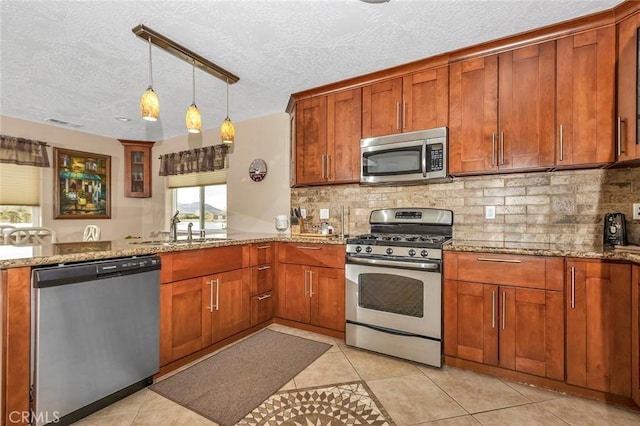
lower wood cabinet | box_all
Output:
[202,268,251,345]
[444,252,564,381]
[250,243,275,326]
[566,259,632,397]
[277,263,345,331]
[633,265,640,407]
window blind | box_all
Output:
[166,169,227,188]
[0,163,40,205]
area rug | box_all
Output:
[238,381,395,425]
[150,329,331,426]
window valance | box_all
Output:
[158,144,228,176]
[0,135,50,167]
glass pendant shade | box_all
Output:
[221,117,235,144]
[140,87,159,121]
[186,104,201,133]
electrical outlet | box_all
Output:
[300,208,307,219]
[485,206,496,220]
[319,208,330,220]
[633,203,640,220]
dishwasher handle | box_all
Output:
[33,256,161,288]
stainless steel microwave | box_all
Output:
[360,127,448,184]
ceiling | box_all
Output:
[0,0,622,142]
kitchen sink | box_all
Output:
[129,237,229,246]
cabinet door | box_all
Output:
[403,67,449,132]
[277,263,311,323]
[499,287,564,380]
[119,140,154,198]
[449,55,499,175]
[443,280,498,365]
[251,291,274,327]
[326,88,362,183]
[498,42,555,171]
[160,278,206,365]
[310,266,345,331]
[296,97,327,184]
[632,265,640,407]
[556,27,615,167]
[362,77,403,137]
[206,269,251,343]
[566,260,632,396]
[617,11,640,162]
[251,264,273,296]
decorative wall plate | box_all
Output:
[249,158,267,182]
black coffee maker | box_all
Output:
[603,213,627,247]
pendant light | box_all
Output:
[140,36,159,121]
[220,79,235,144]
[185,61,202,134]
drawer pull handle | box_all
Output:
[257,293,272,301]
[256,265,271,271]
[296,246,322,250]
[476,257,521,263]
[257,245,271,250]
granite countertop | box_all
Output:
[445,240,640,264]
[0,232,347,269]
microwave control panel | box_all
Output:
[427,143,444,172]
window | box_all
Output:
[0,205,38,227]
[173,184,227,234]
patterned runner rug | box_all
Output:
[238,381,395,425]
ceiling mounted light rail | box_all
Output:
[132,24,239,84]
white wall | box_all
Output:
[1,112,291,240]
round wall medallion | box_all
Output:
[249,159,267,182]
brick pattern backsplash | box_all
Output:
[290,167,640,247]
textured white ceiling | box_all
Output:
[0,0,622,142]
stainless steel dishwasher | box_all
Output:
[31,255,161,426]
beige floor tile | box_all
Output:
[473,403,568,425]
[279,378,296,391]
[131,405,216,425]
[502,380,566,403]
[82,389,149,418]
[538,396,640,425]
[419,365,531,414]
[73,412,137,426]
[416,415,481,425]
[267,323,343,352]
[343,347,423,380]
[138,389,181,412]
[367,374,467,425]
[293,351,360,388]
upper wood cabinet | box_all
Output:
[449,41,556,175]
[118,140,155,198]
[556,26,616,168]
[617,10,640,163]
[295,88,361,185]
[362,67,448,138]
[566,259,632,396]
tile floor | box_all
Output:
[75,324,640,426]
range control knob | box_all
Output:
[420,249,429,257]
[386,247,393,255]
[355,246,362,253]
[365,246,373,253]
[408,249,416,257]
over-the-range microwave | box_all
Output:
[360,127,448,185]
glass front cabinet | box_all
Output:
[118,139,155,198]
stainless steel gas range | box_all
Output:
[345,207,453,367]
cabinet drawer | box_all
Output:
[251,291,274,326]
[251,243,274,266]
[163,246,246,282]
[251,264,273,296]
[278,242,345,269]
[452,252,563,290]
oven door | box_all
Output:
[345,260,441,339]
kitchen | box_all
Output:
[2,0,640,425]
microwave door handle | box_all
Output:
[422,141,427,177]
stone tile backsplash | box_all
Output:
[290,167,640,247]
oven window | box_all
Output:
[359,273,423,317]
[363,146,422,176]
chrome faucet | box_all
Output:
[169,210,181,242]
[187,222,193,241]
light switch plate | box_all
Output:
[300,208,307,219]
[485,206,496,220]
[633,203,640,220]
[319,208,330,220]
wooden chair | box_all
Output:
[0,225,16,244]
[6,227,57,245]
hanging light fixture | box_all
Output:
[140,36,159,121]
[185,61,201,134]
[220,79,235,144]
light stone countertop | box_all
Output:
[0,232,347,269]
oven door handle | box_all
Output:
[346,256,440,271]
